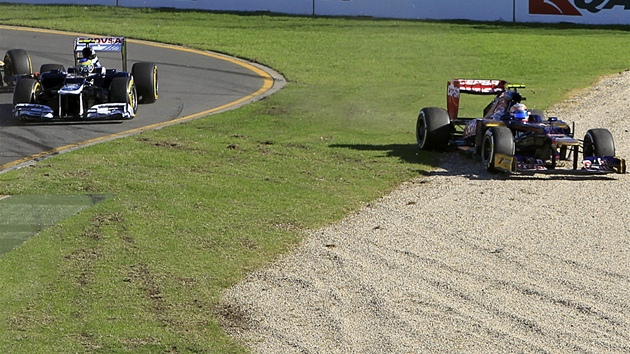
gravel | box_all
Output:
[220,71,630,353]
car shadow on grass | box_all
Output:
[329,142,435,167]
[329,142,497,179]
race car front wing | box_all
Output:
[12,103,55,120]
[13,102,135,121]
[492,153,626,174]
[86,103,135,120]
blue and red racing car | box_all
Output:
[416,79,626,174]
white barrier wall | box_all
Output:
[2,0,629,25]
[122,0,313,15]
[314,0,513,21]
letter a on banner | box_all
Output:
[529,0,582,15]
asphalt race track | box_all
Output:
[0,26,284,171]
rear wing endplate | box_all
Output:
[447,79,507,120]
[74,37,127,71]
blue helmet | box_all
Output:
[511,103,528,120]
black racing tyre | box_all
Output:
[583,128,615,157]
[132,62,158,104]
[3,49,32,84]
[109,76,138,114]
[13,78,40,106]
[416,107,451,150]
[481,126,514,173]
[39,64,65,73]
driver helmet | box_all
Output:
[77,58,94,75]
[511,103,528,120]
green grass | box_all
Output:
[0,4,629,352]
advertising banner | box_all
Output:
[516,0,630,24]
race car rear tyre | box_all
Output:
[109,76,138,114]
[481,126,514,173]
[13,78,40,106]
[3,49,32,85]
[583,128,615,157]
[416,107,450,150]
[132,62,158,104]
[39,64,65,74]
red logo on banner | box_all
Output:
[529,0,582,16]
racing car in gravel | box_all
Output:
[416,79,626,174]
[3,36,158,121]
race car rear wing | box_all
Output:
[447,79,508,120]
[74,37,128,71]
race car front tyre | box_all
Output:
[109,76,138,114]
[13,78,40,106]
[416,107,450,150]
[3,49,32,85]
[583,128,615,157]
[132,62,158,104]
[481,126,514,173]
